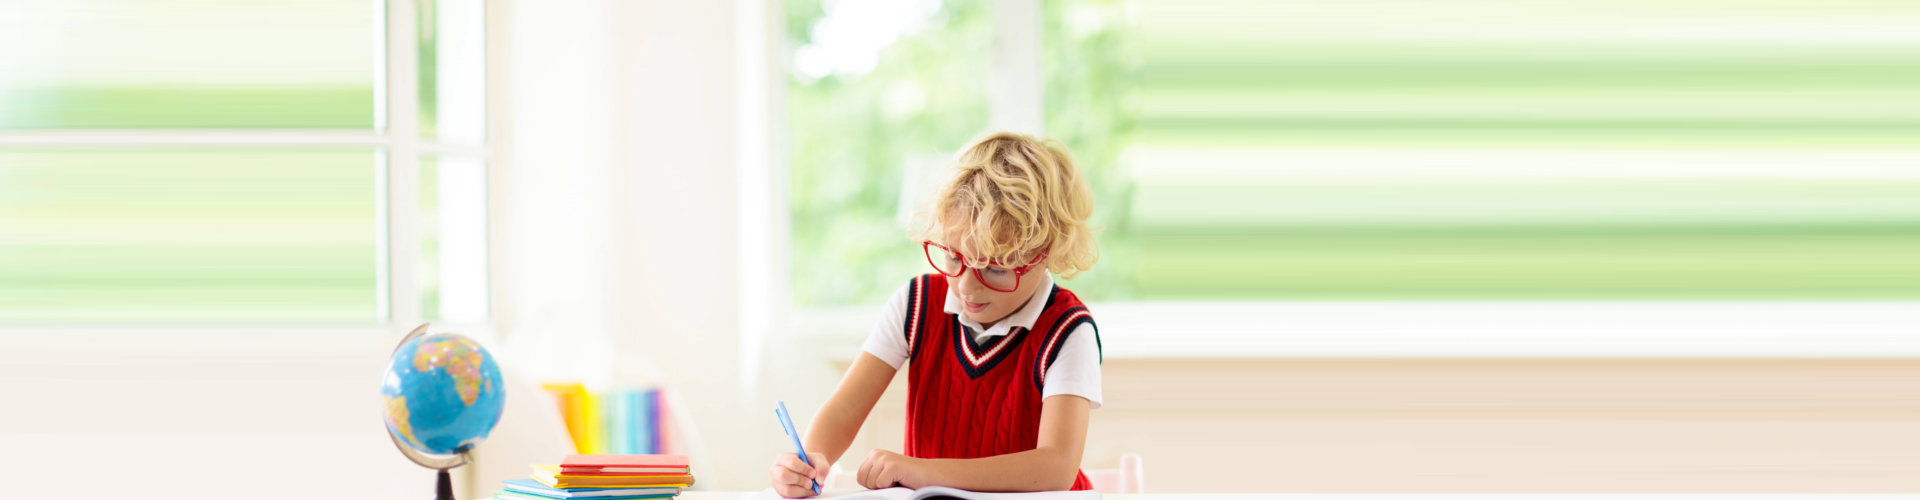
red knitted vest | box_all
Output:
[900,273,1099,491]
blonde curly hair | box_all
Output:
[918,131,1099,280]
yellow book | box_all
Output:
[529,464,694,489]
[540,383,589,452]
[581,389,604,454]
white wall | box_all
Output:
[472,0,779,494]
[0,328,428,500]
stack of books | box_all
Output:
[496,454,693,500]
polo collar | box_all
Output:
[943,272,1055,339]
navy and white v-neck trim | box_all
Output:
[950,315,1030,379]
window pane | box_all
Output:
[1042,0,1138,301]
[418,155,489,323]
[1121,0,1920,299]
[0,0,378,129]
[0,150,379,322]
[787,0,992,306]
[419,0,487,142]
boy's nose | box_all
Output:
[953,269,985,297]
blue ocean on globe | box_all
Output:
[381,332,506,456]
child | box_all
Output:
[770,132,1103,496]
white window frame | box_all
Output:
[749,0,1920,360]
[0,0,497,342]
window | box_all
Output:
[785,0,1138,306]
[785,0,1920,310]
[0,0,490,324]
[1126,0,1920,300]
[785,0,992,306]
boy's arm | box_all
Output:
[774,353,896,497]
[856,394,1090,492]
[806,352,898,465]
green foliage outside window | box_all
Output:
[786,0,1140,306]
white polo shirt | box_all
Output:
[859,273,1103,409]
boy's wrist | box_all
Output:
[902,455,941,489]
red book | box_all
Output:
[561,454,690,474]
[556,467,691,475]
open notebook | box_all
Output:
[749,487,1099,500]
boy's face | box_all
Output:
[937,228,1047,327]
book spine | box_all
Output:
[624,388,643,455]
[540,382,588,453]
[605,389,629,455]
[636,387,654,454]
[646,388,662,454]
[581,389,602,454]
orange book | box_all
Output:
[530,464,694,489]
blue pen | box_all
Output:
[775,401,822,495]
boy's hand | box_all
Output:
[770,452,829,498]
[856,449,930,490]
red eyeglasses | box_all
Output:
[923,241,1048,292]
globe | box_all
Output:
[381,325,506,459]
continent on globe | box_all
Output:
[412,337,493,405]
[385,394,422,449]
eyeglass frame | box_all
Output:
[922,240,1049,292]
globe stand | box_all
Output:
[435,468,455,500]
[390,429,471,500]
[387,323,476,500]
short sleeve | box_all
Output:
[858,281,914,370]
[1040,322,1103,409]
